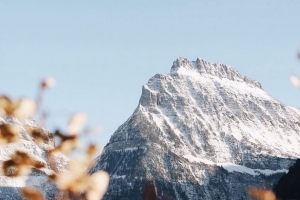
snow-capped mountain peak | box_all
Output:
[91,58,300,200]
[171,57,262,89]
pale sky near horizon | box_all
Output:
[1,1,300,147]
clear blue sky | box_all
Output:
[1,1,300,147]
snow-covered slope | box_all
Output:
[0,116,68,200]
[90,57,300,200]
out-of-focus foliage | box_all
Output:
[2,150,45,176]
[0,78,109,200]
[0,123,21,144]
[22,187,44,200]
[290,52,300,89]
[0,96,36,121]
[248,188,277,200]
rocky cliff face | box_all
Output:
[90,58,300,200]
[0,116,68,199]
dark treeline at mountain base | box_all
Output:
[273,159,300,200]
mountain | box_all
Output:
[0,116,68,200]
[90,57,300,200]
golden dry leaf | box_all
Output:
[68,158,90,175]
[55,171,79,191]
[50,138,77,155]
[248,188,276,200]
[0,107,5,116]
[48,173,57,181]
[291,74,300,88]
[68,112,88,135]
[41,78,56,89]
[0,124,20,145]
[54,158,90,193]
[12,98,37,119]
[86,171,110,200]
[87,144,98,158]
[0,96,36,119]
[21,187,44,200]
[59,139,77,154]
[0,96,11,115]
[68,176,89,194]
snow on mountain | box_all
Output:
[90,57,300,200]
[0,115,68,199]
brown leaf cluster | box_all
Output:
[49,130,78,155]
[46,113,109,199]
[49,112,88,155]
[27,127,50,144]
[48,143,109,200]
[2,151,45,176]
[46,119,110,199]
[0,123,21,144]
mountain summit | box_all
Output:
[91,58,300,200]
